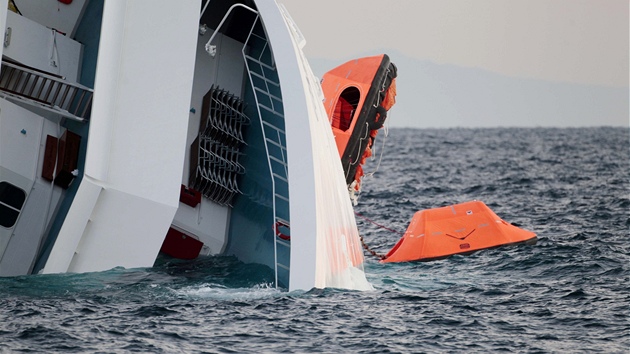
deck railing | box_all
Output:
[0,60,93,121]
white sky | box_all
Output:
[280,0,629,88]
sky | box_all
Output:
[279,0,629,128]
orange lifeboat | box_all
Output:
[382,201,537,263]
[321,56,536,262]
[321,54,397,192]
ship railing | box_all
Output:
[0,60,93,122]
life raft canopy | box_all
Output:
[382,200,537,263]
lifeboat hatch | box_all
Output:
[331,86,360,132]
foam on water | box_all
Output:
[0,127,628,353]
[174,283,283,301]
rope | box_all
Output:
[354,211,405,261]
[354,211,404,236]
[359,235,387,261]
[347,122,370,180]
[365,124,388,178]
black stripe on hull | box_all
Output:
[341,54,398,185]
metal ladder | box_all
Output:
[243,17,291,287]
[0,60,93,122]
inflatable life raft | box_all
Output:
[321,55,536,263]
[321,54,397,196]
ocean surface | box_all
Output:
[1,127,628,353]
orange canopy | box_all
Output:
[321,54,397,191]
[382,201,536,263]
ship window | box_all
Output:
[332,86,360,131]
[0,181,26,228]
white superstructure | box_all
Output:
[0,0,369,291]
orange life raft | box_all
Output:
[382,201,537,263]
[321,55,536,262]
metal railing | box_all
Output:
[0,60,93,121]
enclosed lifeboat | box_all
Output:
[321,54,397,198]
[382,201,537,263]
[321,55,536,263]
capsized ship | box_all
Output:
[0,0,371,291]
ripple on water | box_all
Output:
[0,128,628,353]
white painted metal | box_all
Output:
[0,103,38,266]
[0,178,51,276]
[41,178,101,273]
[0,99,65,274]
[8,0,88,38]
[43,0,201,274]
[3,10,82,81]
[0,0,7,57]
[173,25,250,258]
[0,99,43,181]
[256,1,371,291]
[0,3,8,256]
[1,0,371,291]
[171,199,229,256]
[183,29,246,182]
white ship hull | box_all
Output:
[0,0,370,291]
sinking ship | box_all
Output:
[0,0,535,291]
[0,0,371,291]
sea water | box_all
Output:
[0,127,628,353]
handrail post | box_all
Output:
[204,4,258,57]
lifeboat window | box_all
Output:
[332,87,360,131]
[0,181,26,228]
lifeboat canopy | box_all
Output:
[382,201,537,263]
